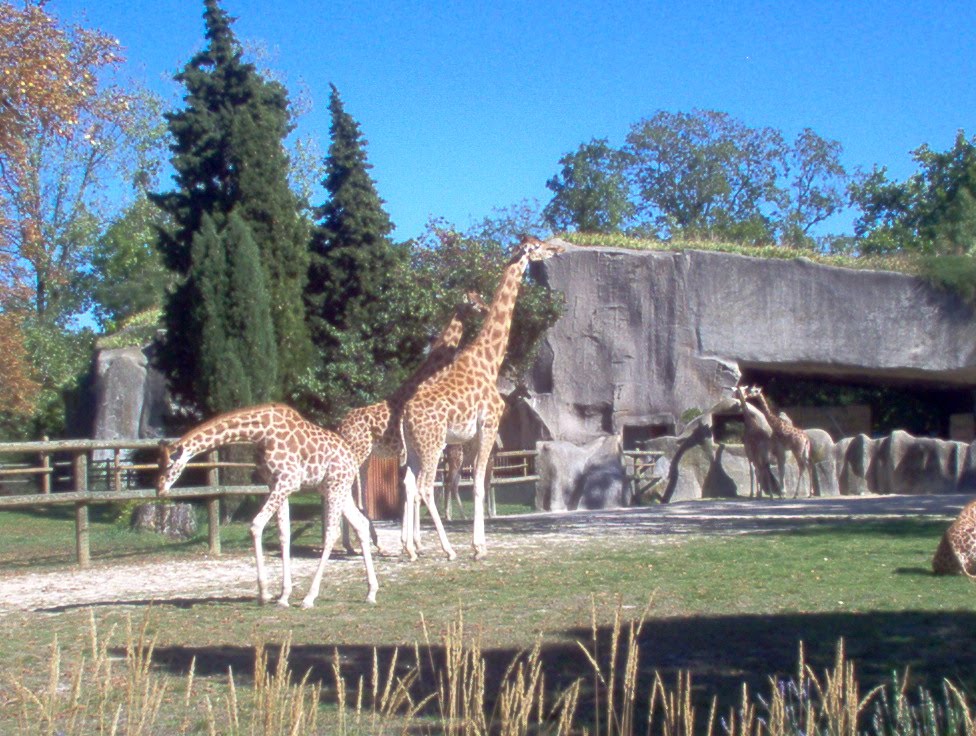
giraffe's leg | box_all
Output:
[341,494,379,603]
[445,444,464,521]
[341,480,355,554]
[275,498,292,607]
[250,487,290,605]
[470,428,497,560]
[302,484,343,609]
[417,461,456,561]
[401,464,419,561]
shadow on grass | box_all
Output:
[141,608,976,724]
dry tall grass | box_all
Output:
[5,603,975,735]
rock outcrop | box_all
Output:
[535,435,628,510]
[647,406,976,500]
[518,243,976,444]
[91,345,169,457]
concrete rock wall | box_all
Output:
[518,243,976,444]
[652,408,976,501]
[91,345,169,460]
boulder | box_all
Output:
[131,502,198,540]
[91,345,170,461]
[535,435,628,511]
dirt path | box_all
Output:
[0,494,965,616]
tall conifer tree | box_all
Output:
[303,85,433,421]
[153,0,310,414]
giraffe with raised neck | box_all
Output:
[732,385,779,497]
[157,403,378,606]
[336,291,487,545]
[399,235,565,561]
[747,386,813,497]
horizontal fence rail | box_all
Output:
[0,438,544,567]
[0,439,671,567]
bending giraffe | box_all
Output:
[400,235,565,561]
[336,291,487,547]
[746,386,813,497]
[157,403,378,606]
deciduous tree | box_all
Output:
[543,138,634,234]
[852,131,976,255]
[0,1,157,323]
[624,109,784,242]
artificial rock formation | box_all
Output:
[535,434,628,511]
[517,243,976,445]
[650,407,976,501]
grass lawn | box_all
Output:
[1,500,975,733]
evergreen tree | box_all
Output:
[152,0,310,413]
[303,85,433,421]
[194,211,277,414]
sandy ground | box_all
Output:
[0,494,967,616]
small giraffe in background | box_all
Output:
[732,385,779,497]
[336,291,487,547]
[932,498,976,577]
[157,403,378,606]
[747,386,813,497]
[400,235,565,561]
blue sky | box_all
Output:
[51,0,976,242]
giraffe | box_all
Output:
[157,403,378,606]
[336,291,487,547]
[932,498,976,578]
[400,235,565,561]
[439,440,497,521]
[746,386,813,497]
[732,385,780,497]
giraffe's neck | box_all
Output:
[465,255,528,377]
[390,311,467,403]
[753,394,789,432]
[176,407,278,456]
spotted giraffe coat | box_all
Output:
[932,498,976,577]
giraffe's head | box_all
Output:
[157,441,189,496]
[512,235,566,263]
[461,290,489,318]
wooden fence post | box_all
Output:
[206,450,221,556]
[73,451,90,567]
[40,436,50,494]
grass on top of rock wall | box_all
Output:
[564,232,920,274]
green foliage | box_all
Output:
[919,253,976,306]
[413,209,564,382]
[3,319,95,439]
[301,85,436,422]
[543,137,635,233]
[852,131,976,256]
[152,0,311,414]
[779,128,849,248]
[544,110,851,249]
[88,196,173,331]
[193,211,278,414]
[624,109,785,241]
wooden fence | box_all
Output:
[0,438,544,567]
[0,439,664,567]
